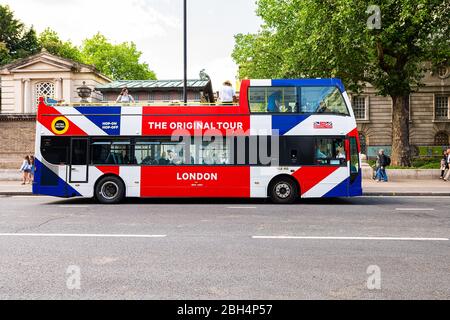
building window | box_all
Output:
[35,82,55,105]
[352,96,368,120]
[435,96,449,120]
[434,132,449,146]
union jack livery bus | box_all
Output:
[33,79,362,204]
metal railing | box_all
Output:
[45,100,239,107]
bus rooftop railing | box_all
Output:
[43,100,239,107]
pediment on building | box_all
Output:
[0,50,110,81]
[10,59,73,72]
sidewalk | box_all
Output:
[362,179,450,196]
[0,179,449,197]
[0,181,32,195]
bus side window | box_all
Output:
[41,137,70,165]
[315,138,346,165]
[92,140,132,165]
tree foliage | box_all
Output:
[0,5,40,66]
[38,28,83,63]
[38,31,156,80]
[80,33,156,80]
[233,0,450,165]
[0,5,156,80]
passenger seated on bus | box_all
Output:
[105,152,118,164]
[316,148,327,159]
[336,146,346,159]
[142,156,155,165]
[168,150,182,165]
[267,91,282,113]
[158,152,170,165]
[121,150,131,164]
[315,142,328,160]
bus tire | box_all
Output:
[269,177,298,204]
[95,176,125,204]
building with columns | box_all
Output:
[0,49,110,114]
[0,50,110,169]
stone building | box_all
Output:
[97,79,215,103]
[351,65,450,158]
[0,50,110,169]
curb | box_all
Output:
[0,192,33,196]
[363,192,450,197]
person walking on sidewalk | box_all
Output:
[375,149,389,182]
[29,155,36,183]
[19,155,32,185]
[440,150,448,179]
[443,149,450,181]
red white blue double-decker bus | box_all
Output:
[33,78,362,204]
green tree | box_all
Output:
[38,28,83,62]
[233,0,450,166]
[0,5,156,81]
[81,33,156,80]
[0,4,40,65]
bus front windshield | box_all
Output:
[300,86,348,115]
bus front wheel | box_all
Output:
[95,176,125,204]
[269,177,298,204]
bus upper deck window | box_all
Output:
[248,87,297,113]
[300,87,349,116]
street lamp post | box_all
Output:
[183,0,187,104]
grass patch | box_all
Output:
[367,158,441,169]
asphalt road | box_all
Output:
[0,195,449,300]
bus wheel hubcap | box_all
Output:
[275,183,291,199]
[101,182,119,200]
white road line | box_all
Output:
[0,233,167,239]
[59,205,90,208]
[395,208,435,211]
[252,236,449,241]
[227,207,257,209]
[10,196,42,198]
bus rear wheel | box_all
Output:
[95,176,125,204]
[269,177,298,204]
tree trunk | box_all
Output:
[391,95,411,166]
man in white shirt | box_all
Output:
[219,80,236,104]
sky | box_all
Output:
[2,0,263,90]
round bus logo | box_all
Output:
[51,117,69,135]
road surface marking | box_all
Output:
[0,233,167,239]
[11,196,42,198]
[395,208,435,211]
[59,205,90,208]
[252,236,449,241]
[227,207,257,209]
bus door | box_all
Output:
[347,137,360,183]
[69,138,89,183]
[346,136,362,196]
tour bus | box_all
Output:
[33,79,362,204]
